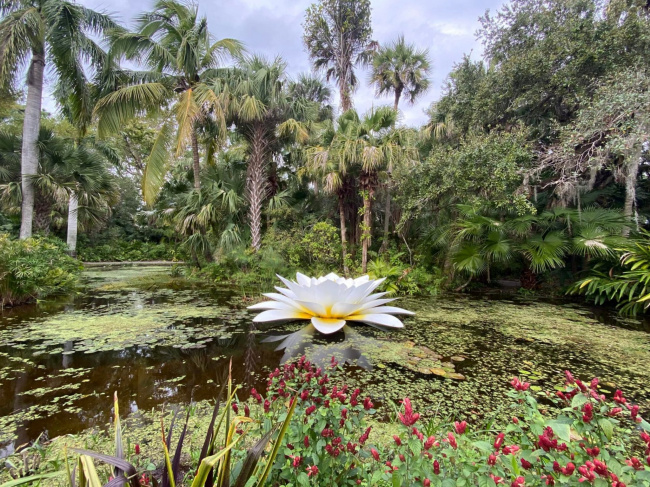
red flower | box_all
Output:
[630,405,639,420]
[565,370,575,385]
[553,461,562,473]
[232,402,239,414]
[510,377,530,391]
[582,403,593,423]
[586,447,599,457]
[306,465,319,477]
[305,405,316,416]
[263,400,270,413]
[512,417,519,424]
[291,455,302,468]
[511,476,525,487]
[613,390,627,404]
[424,479,431,487]
[578,464,596,483]
[363,397,374,410]
[454,421,467,434]
[608,407,622,417]
[488,454,498,466]
[424,435,436,450]
[134,444,140,455]
[393,435,402,446]
[490,474,504,485]
[494,432,505,450]
[398,398,420,426]
[433,460,440,475]
[447,432,457,449]
[244,404,250,417]
[371,448,380,461]
[626,458,644,471]
[359,426,371,444]
[304,435,309,448]
[521,459,533,470]
[562,462,575,476]
[502,445,520,455]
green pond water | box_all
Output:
[1,266,650,458]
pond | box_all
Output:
[1,266,650,458]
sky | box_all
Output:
[45,0,506,126]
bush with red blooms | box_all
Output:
[252,356,375,486]
[247,358,650,487]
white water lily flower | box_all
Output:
[248,272,414,334]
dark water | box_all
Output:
[1,266,649,458]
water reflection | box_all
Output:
[262,324,376,370]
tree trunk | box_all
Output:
[20,49,45,240]
[67,193,78,257]
[360,172,376,273]
[191,130,201,190]
[622,156,641,237]
[338,192,349,276]
[247,124,268,251]
[393,86,403,112]
[379,185,391,254]
[340,78,352,112]
[33,190,53,235]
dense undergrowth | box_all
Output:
[0,234,81,307]
[77,239,183,263]
[3,359,649,486]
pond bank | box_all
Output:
[1,266,649,459]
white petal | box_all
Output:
[347,313,404,328]
[293,300,328,316]
[312,279,343,308]
[330,302,363,318]
[355,298,396,312]
[353,275,370,285]
[253,309,312,323]
[363,305,415,315]
[296,272,312,286]
[324,272,340,281]
[310,316,346,334]
[274,286,297,300]
[248,301,295,310]
[364,292,389,301]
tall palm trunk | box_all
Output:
[338,191,349,276]
[339,78,352,112]
[67,193,79,257]
[380,93,401,254]
[20,49,45,239]
[360,171,376,273]
[190,130,201,190]
[622,153,642,237]
[247,124,268,251]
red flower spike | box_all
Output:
[393,435,402,446]
[134,444,140,455]
[433,460,440,475]
[371,448,380,461]
[454,420,467,434]
[306,465,318,477]
[398,397,420,426]
[521,459,533,470]
[494,432,505,450]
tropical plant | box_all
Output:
[303,0,376,111]
[0,0,118,238]
[0,233,81,307]
[95,0,243,202]
[570,230,650,316]
[369,35,431,253]
[217,55,318,251]
[65,367,298,487]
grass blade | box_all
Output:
[0,472,62,487]
[231,430,274,487]
[254,395,299,487]
[69,449,140,487]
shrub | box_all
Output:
[0,234,81,306]
[51,363,650,486]
[77,240,181,262]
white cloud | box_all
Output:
[54,0,506,126]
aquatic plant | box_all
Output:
[248,272,414,334]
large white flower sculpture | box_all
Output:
[248,272,414,335]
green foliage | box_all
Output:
[0,234,81,306]
[78,240,181,263]
[570,230,650,315]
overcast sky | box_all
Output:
[46,0,506,126]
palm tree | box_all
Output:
[311,107,417,272]
[0,0,118,239]
[370,35,431,112]
[221,56,317,251]
[370,35,431,252]
[94,0,243,203]
[303,0,376,112]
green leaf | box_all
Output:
[473,441,494,452]
[598,418,613,440]
[571,394,589,409]
[545,420,571,443]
